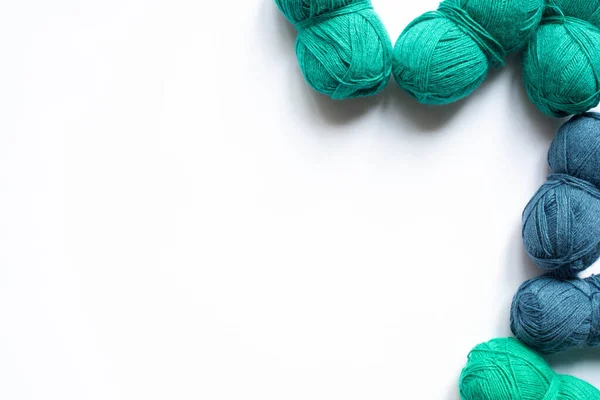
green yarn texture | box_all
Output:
[392,0,543,105]
[459,338,600,400]
[275,0,392,100]
[524,0,600,117]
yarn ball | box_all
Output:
[523,0,600,117]
[391,0,544,105]
[522,113,600,276]
[549,112,600,188]
[459,338,600,400]
[275,0,392,99]
[511,274,600,354]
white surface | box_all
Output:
[1,1,599,399]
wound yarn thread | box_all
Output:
[522,113,600,276]
[297,1,371,30]
[274,0,392,100]
[459,338,600,400]
[437,2,506,67]
[511,274,600,354]
[391,0,544,105]
[523,0,600,117]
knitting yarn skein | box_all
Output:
[459,338,600,400]
[392,0,544,105]
[275,0,392,99]
[523,113,600,276]
[511,274,600,354]
[523,0,600,117]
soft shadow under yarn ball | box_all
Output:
[459,338,600,400]
[522,113,600,276]
[275,0,392,99]
[392,0,544,105]
[511,275,600,354]
[523,0,600,117]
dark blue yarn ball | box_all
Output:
[549,113,600,188]
[511,274,600,354]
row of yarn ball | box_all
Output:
[274,0,600,118]
[461,113,600,399]
[273,1,600,398]
[512,113,600,356]
[492,112,600,400]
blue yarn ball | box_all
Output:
[523,113,600,276]
[549,113,600,188]
[511,274,600,354]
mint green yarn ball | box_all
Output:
[459,338,600,400]
[392,0,543,105]
[523,1,600,117]
[275,0,392,99]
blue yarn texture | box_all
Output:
[522,113,600,276]
[511,274,600,354]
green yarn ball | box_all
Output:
[392,0,544,105]
[459,338,600,400]
[275,0,392,99]
[523,0,600,117]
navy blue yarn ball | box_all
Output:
[523,113,600,276]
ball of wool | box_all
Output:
[391,0,544,105]
[522,113,600,276]
[511,274,600,354]
[274,0,392,99]
[459,338,600,400]
[548,112,600,188]
[523,0,600,117]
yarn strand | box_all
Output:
[437,2,506,67]
[297,0,372,30]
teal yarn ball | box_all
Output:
[391,0,544,105]
[274,0,392,99]
[511,274,600,354]
[523,113,600,276]
[523,0,600,117]
[459,338,600,400]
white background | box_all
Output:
[1,1,600,399]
